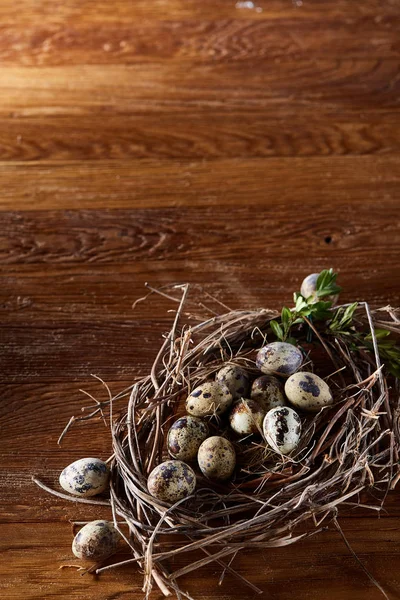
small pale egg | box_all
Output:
[72,520,119,561]
[216,364,250,400]
[229,398,265,435]
[285,371,333,412]
[263,407,301,455]
[147,460,196,504]
[197,436,236,481]
[167,416,209,461]
[186,381,233,417]
[59,458,109,497]
[256,341,303,378]
[250,375,286,411]
[300,273,339,305]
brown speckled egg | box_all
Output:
[197,436,236,481]
[250,375,286,411]
[229,398,265,435]
[256,341,303,378]
[285,371,333,412]
[300,273,339,305]
[263,407,301,455]
[72,520,119,561]
[167,416,209,461]
[147,460,196,504]
[186,381,233,417]
[216,364,250,400]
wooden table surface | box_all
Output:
[1,1,400,599]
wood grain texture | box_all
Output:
[1,0,400,599]
[0,156,399,210]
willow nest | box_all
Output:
[34,279,400,600]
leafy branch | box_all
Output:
[270,269,340,342]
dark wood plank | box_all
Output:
[1,520,400,599]
[1,60,399,116]
[0,156,399,210]
[1,113,400,160]
[1,204,400,267]
[1,0,399,24]
[0,17,399,67]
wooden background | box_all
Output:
[1,0,400,598]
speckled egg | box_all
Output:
[256,341,303,378]
[186,381,233,417]
[216,364,250,400]
[197,436,236,481]
[147,460,196,504]
[167,416,209,461]
[300,273,339,305]
[72,520,119,561]
[229,398,265,435]
[59,458,109,497]
[250,375,286,411]
[285,371,333,412]
[263,406,301,455]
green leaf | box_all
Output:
[295,295,308,312]
[315,268,342,299]
[281,307,292,330]
[270,320,284,341]
[292,317,304,325]
[365,328,391,341]
[286,336,298,346]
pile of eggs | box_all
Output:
[147,338,333,505]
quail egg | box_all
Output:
[72,520,119,561]
[147,460,196,504]
[256,341,303,378]
[263,406,301,455]
[285,371,333,412]
[167,416,209,461]
[216,364,250,400]
[229,398,265,436]
[300,273,339,305]
[186,381,233,417]
[197,436,236,481]
[250,375,286,411]
[59,458,109,497]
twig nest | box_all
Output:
[216,364,250,400]
[263,407,301,455]
[300,273,339,305]
[186,381,233,417]
[147,460,196,503]
[72,520,119,561]
[229,398,265,435]
[250,375,286,411]
[256,342,303,377]
[285,371,333,412]
[59,458,109,497]
[167,416,209,461]
[197,436,236,481]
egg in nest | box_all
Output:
[229,398,265,435]
[197,436,236,481]
[216,364,250,400]
[256,341,303,378]
[285,371,333,412]
[250,375,286,411]
[147,460,196,504]
[186,381,233,417]
[167,416,209,461]
[263,406,301,455]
